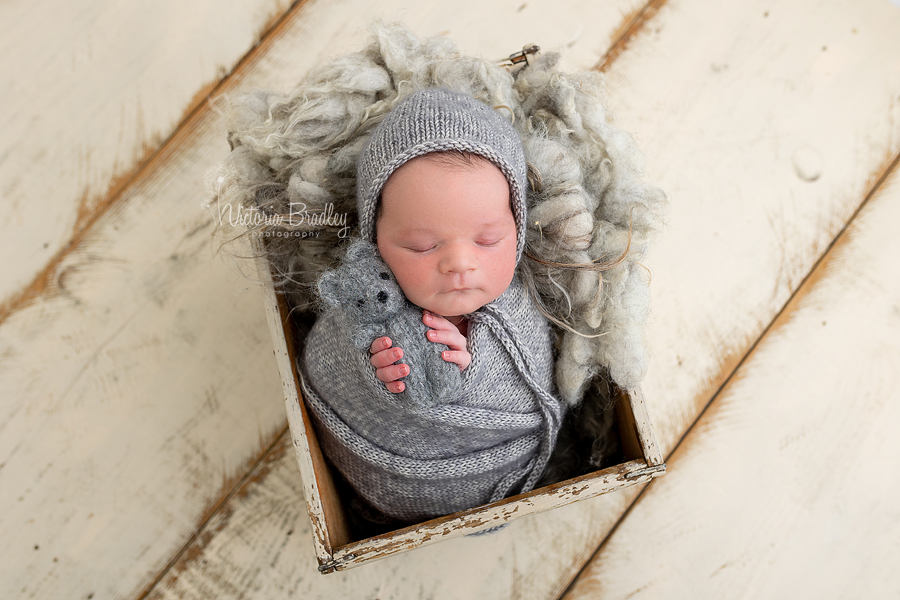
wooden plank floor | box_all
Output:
[2,0,899,598]
[0,0,295,313]
[562,151,900,600]
[0,1,646,599]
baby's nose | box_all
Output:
[440,248,478,274]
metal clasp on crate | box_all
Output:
[498,44,540,67]
[317,553,357,573]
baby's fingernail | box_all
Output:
[392,349,401,359]
[400,365,409,375]
[443,351,450,359]
[424,313,432,322]
[382,338,390,348]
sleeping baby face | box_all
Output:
[375,153,518,319]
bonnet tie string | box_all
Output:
[470,304,564,502]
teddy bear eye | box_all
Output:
[377,291,388,304]
[356,299,365,307]
[379,272,390,280]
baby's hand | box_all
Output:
[369,337,408,394]
[423,311,471,371]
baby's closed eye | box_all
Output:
[404,244,437,253]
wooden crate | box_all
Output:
[253,237,666,573]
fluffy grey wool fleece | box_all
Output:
[216,22,667,404]
[316,239,463,409]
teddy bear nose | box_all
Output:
[377,291,388,303]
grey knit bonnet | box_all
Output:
[356,88,528,261]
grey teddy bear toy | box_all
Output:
[316,239,464,409]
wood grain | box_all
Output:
[0,0,648,598]
[0,0,294,315]
[134,0,900,598]
[615,0,900,460]
[254,241,351,561]
[0,190,289,600]
[561,157,900,600]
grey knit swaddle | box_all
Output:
[301,270,564,521]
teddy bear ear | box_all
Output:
[344,238,378,263]
[316,270,343,308]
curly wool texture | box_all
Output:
[317,239,463,409]
[216,22,667,404]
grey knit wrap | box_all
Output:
[300,276,565,522]
[356,87,528,261]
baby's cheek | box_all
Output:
[395,262,436,300]
[486,246,517,295]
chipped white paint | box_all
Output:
[0,0,649,598]
[242,0,666,572]
[614,0,900,461]
[260,308,663,573]
[148,445,658,598]
[5,0,900,598]
[253,234,333,564]
[328,459,664,572]
[628,388,664,467]
[0,0,293,304]
[0,169,289,599]
[140,0,900,597]
[563,164,900,600]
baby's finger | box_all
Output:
[370,346,404,369]
[386,381,405,394]
[425,327,468,353]
[440,349,472,371]
[369,336,392,355]
[422,311,456,332]
[375,363,410,383]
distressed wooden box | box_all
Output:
[253,240,665,573]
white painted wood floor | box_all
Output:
[2,0,898,598]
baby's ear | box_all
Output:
[316,270,343,308]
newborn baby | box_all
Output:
[300,88,565,525]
